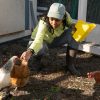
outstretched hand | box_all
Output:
[20,50,32,61]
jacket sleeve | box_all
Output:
[28,20,47,54]
[66,11,74,26]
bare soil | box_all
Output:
[0,37,100,100]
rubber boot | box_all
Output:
[66,46,81,76]
[28,55,43,71]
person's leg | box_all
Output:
[48,29,79,49]
[66,46,81,76]
[48,29,81,76]
[48,30,71,48]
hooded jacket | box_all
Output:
[29,12,73,54]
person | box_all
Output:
[20,3,81,76]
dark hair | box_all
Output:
[62,13,69,29]
[41,16,54,34]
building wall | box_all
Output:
[0,0,25,35]
[37,0,78,19]
[85,0,100,44]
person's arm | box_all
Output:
[28,19,47,54]
[20,20,47,61]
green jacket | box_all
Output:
[29,12,73,54]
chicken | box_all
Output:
[87,71,100,84]
[0,56,18,90]
[0,56,30,90]
[10,57,30,88]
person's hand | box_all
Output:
[71,23,76,32]
[70,23,77,35]
[20,50,33,61]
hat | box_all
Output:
[47,3,65,20]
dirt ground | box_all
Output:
[0,37,100,100]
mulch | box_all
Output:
[0,37,100,100]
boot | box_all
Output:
[66,46,81,76]
[67,64,81,76]
[28,55,43,71]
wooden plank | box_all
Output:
[79,42,100,55]
[37,7,48,11]
[0,30,31,43]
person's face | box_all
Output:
[49,17,62,29]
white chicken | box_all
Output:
[0,56,18,90]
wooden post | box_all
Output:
[78,0,87,21]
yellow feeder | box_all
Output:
[73,20,96,42]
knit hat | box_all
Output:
[47,3,65,20]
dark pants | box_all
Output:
[28,29,79,68]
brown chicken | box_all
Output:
[87,71,100,84]
[10,57,30,88]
